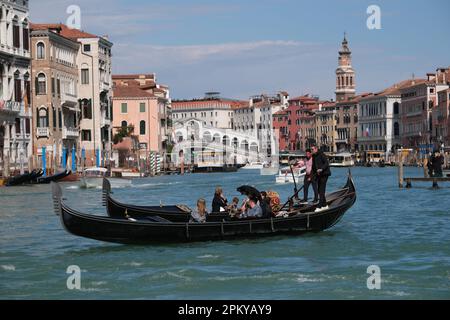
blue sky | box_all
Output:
[30,0,450,100]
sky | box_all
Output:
[30,0,450,100]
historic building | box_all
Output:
[357,80,420,156]
[335,35,356,103]
[0,0,31,176]
[431,67,450,148]
[398,74,447,149]
[335,93,371,153]
[111,74,173,167]
[29,24,80,171]
[315,102,338,153]
[172,92,243,130]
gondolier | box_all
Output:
[312,145,331,212]
[299,149,318,205]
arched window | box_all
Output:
[36,73,46,94]
[140,120,146,135]
[38,108,48,127]
[37,42,45,59]
[121,121,128,128]
[393,102,399,115]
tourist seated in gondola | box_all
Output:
[212,187,228,213]
[239,196,263,219]
[260,192,272,218]
[190,199,208,223]
[228,197,241,216]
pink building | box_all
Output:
[112,86,165,162]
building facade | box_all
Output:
[357,81,419,156]
[113,73,173,154]
[0,0,31,176]
[30,24,80,171]
[315,102,337,153]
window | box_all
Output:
[37,42,45,59]
[121,103,127,113]
[38,108,48,127]
[393,102,399,115]
[36,73,46,95]
[140,103,146,113]
[57,78,61,96]
[58,109,62,129]
[394,122,399,136]
[52,107,56,128]
[13,24,20,48]
[14,78,21,102]
[140,121,146,135]
[23,27,29,51]
[81,69,89,84]
[82,100,92,119]
[83,44,91,52]
[121,121,128,128]
[81,130,92,141]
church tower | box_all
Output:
[335,34,356,102]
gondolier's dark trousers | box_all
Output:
[317,175,329,208]
[303,175,318,202]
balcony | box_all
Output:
[336,138,349,144]
[62,93,79,106]
[36,127,50,138]
[63,127,79,139]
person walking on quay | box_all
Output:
[431,151,444,177]
[299,149,318,205]
[312,145,331,212]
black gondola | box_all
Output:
[52,174,356,244]
[6,169,43,186]
[102,177,352,222]
[36,170,71,184]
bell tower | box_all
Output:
[335,33,356,102]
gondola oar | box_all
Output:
[276,184,305,213]
[289,161,299,199]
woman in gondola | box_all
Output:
[212,187,228,213]
[190,198,208,223]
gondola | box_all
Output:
[36,170,72,184]
[52,174,356,244]
[6,169,43,186]
[102,176,353,222]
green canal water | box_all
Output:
[0,167,449,299]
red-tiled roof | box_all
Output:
[113,86,155,99]
[172,99,247,110]
[30,23,99,40]
[113,74,155,80]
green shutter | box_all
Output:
[140,103,146,113]
[121,103,127,113]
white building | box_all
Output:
[0,0,31,176]
[172,93,245,129]
[57,24,113,167]
[357,80,416,157]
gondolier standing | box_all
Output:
[312,145,331,212]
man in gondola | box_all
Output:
[299,149,318,205]
[311,145,331,212]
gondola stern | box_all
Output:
[51,182,63,216]
[102,178,111,206]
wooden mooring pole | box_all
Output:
[398,153,404,188]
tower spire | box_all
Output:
[335,34,355,102]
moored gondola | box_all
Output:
[102,177,353,222]
[36,170,71,184]
[6,169,43,186]
[52,174,356,244]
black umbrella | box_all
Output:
[237,185,262,202]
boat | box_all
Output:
[260,166,279,176]
[241,162,265,170]
[102,173,353,222]
[329,153,355,167]
[102,178,228,222]
[80,167,132,189]
[52,174,356,244]
[6,169,43,186]
[275,166,306,184]
[36,170,71,184]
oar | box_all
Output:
[289,161,299,199]
[276,184,305,213]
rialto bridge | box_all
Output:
[170,119,278,166]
